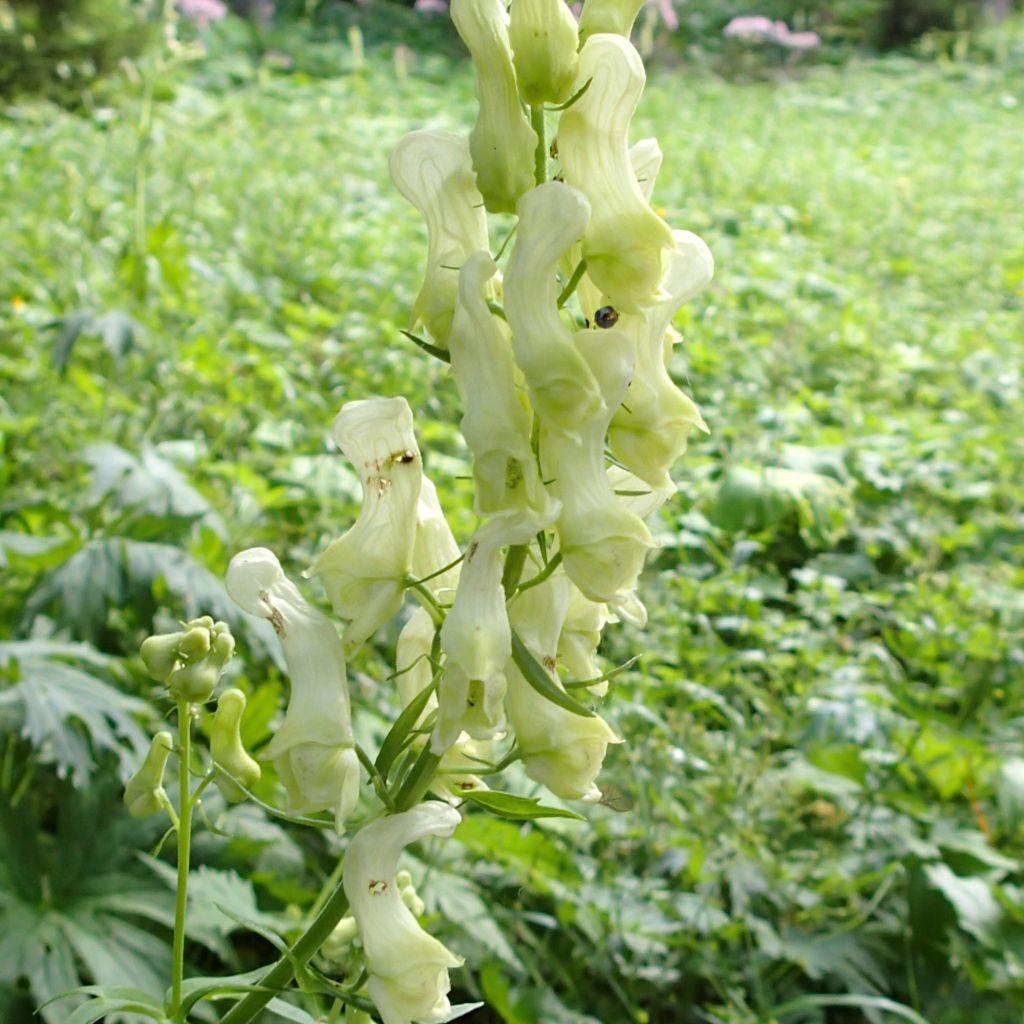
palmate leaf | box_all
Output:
[21,538,283,668]
[0,641,150,785]
[79,442,226,538]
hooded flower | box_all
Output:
[608,229,713,488]
[557,584,612,695]
[506,575,621,800]
[343,802,464,1024]
[451,0,537,214]
[309,398,422,652]
[433,509,555,753]
[389,130,489,347]
[557,34,675,312]
[540,329,653,615]
[225,547,360,831]
[504,181,604,431]
[448,250,551,517]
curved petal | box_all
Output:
[309,398,422,652]
[343,803,464,1024]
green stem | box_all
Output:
[516,551,562,594]
[501,544,529,598]
[219,751,444,1024]
[169,699,193,1020]
[218,880,352,1024]
[530,104,546,186]
[557,259,588,309]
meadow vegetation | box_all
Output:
[2,14,1024,1023]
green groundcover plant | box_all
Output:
[46,0,719,1020]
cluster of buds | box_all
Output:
[129,616,264,816]
[130,2,713,1020]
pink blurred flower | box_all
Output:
[723,15,776,40]
[178,0,226,28]
[414,0,448,13]
[723,14,820,49]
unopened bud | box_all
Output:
[124,731,174,818]
[210,688,261,803]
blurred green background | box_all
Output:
[2,1,1024,1022]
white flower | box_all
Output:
[309,398,422,652]
[540,330,653,614]
[448,250,551,517]
[451,0,537,213]
[608,230,712,489]
[225,547,360,831]
[557,34,675,312]
[507,576,621,800]
[412,475,462,603]
[343,802,464,1024]
[389,130,489,346]
[433,509,555,753]
[504,181,604,432]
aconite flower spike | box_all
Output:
[124,731,174,819]
[558,34,675,312]
[578,0,645,43]
[506,576,621,800]
[210,688,261,803]
[451,0,537,214]
[225,547,360,832]
[504,182,604,430]
[433,509,557,753]
[448,250,551,517]
[389,130,489,347]
[309,397,422,653]
[343,802,464,1024]
[541,329,653,608]
[608,229,713,488]
[509,0,579,106]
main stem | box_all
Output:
[170,699,193,1020]
[530,105,546,187]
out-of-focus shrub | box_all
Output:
[0,0,152,100]
[664,0,999,52]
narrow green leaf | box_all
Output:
[376,677,437,781]
[461,789,585,822]
[510,633,594,718]
[771,994,932,1024]
[400,329,450,363]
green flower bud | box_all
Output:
[167,621,234,703]
[226,547,361,832]
[343,803,464,1024]
[176,624,212,664]
[504,182,604,431]
[578,0,644,43]
[558,35,675,312]
[309,398,423,653]
[210,688,261,803]
[140,631,186,682]
[168,660,220,703]
[507,576,621,800]
[608,230,712,488]
[449,251,551,517]
[540,330,652,614]
[509,0,579,106]
[389,130,489,347]
[321,915,360,961]
[452,0,538,214]
[124,731,174,819]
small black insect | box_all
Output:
[594,305,620,329]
